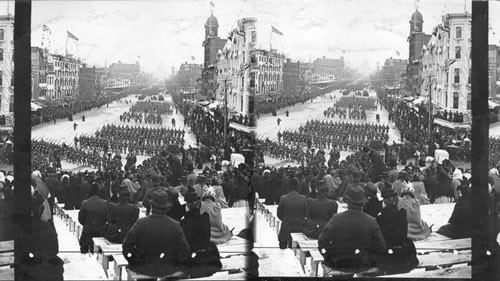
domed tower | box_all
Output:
[410,9,423,34]
[205,13,218,39]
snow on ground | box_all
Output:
[32,94,197,172]
[53,215,107,280]
[490,122,500,138]
[256,90,401,167]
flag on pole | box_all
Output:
[67,31,79,41]
[191,55,195,61]
[395,50,400,56]
[271,25,283,36]
[210,1,215,9]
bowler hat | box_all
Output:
[365,182,378,195]
[316,180,329,193]
[152,175,163,183]
[380,171,389,177]
[151,190,172,209]
[381,188,398,199]
[344,184,369,205]
[185,191,200,203]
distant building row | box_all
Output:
[31,47,141,101]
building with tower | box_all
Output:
[406,9,432,96]
[201,10,227,98]
[421,12,471,130]
[216,17,257,117]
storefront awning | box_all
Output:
[433,118,471,130]
[31,102,44,111]
[489,100,500,109]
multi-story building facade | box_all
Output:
[380,58,407,86]
[0,15,13,116]
[489,45,500,98]
[406,9,432,96]
[46,54,80,100]
[79,64,97,100]
[108,61,140,85]
[250,48,284,97]
[31,47,49,100]
[283,59,300,96]
[201,11,227,98]
[311,56,344,81]
[175,62,202,94]
[216,18,257,115]
[421,12,471,128]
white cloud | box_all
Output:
[31,0,468,77]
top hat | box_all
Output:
[381,187,398,199]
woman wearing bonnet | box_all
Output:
[397,183,431,241]
[200,186,232,245]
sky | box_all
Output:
[490,1,500,45]
[27,0,469,79]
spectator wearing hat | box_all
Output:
[123,189,190,278]
[181,191,222,278]
[78,183,108,254]
[318,184,386,272]
[201,186,232,245]
[232,167,251,208]
[398,185,431,241]
[186,164,197,188]
[363,147,387,183]
[104,188,139,244]
[166,187,186,222]
[44,169,60,216]
[437,177,472,239]
[175,175,189,195]
[364,182,382,218]
[302,180,338,239]
[143,175,167,216]
[376,188,418,275]
[391,172,408,196]
[221,172,235,206]
[122,172,141,204]
[277,177,307,249]
[18,190,64,281]
[451,168,463,201]
[193,174,208,198]
[431,165,455,204]
[409,171,430,205]
[323,169,342,200]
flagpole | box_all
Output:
[270,26,272,51]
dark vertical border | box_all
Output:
[13,1,31,280]
[471,1,492,280]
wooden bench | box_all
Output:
[0,240,14,253]
[0,240,14,281]
[309,249,324,277]
[416,250,471,269]
[296,240,318,270]
[383,265,471,278]
[290,233,309,255]
[415,238,471,254]
[113,253,128,281]
[92,237,122,276]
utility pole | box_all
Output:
[223,79,228,146]
[427,74,433,144]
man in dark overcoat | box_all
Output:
[277,177,306,249]
[78,183,108,253]
[122,189,190,278]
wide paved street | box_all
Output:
[256,90,401,166]
[32,94,197,171]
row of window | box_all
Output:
[53,60,79,70]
